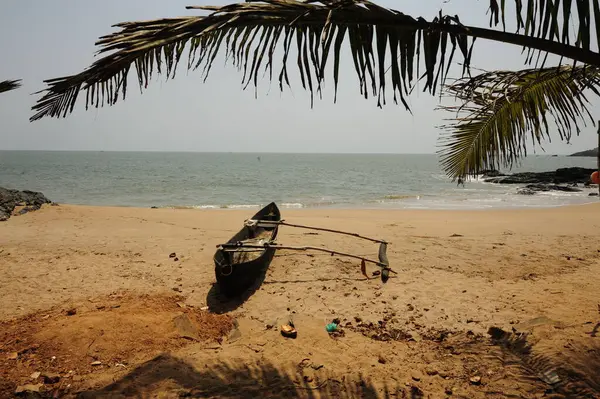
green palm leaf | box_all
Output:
[0,80,22,94]
[30,0,600,121]
[437,64,600,180]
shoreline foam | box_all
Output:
[44,193,600,212]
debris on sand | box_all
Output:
[411,371,422,381]
[348,319,411,342]
[41,372,60,384]
[281,322,297,339]
[469,375,482,385]
[14,383,43,396]
[174,313,201,341]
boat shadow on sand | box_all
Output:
[205,265,269,314]
[205,257,371,314]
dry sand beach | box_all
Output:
[1,203,600,398]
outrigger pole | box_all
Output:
[219,219,393,283]
[244,219,387,244]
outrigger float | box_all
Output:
[213,202,394,297]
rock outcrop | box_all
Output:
[479,167,597,195]
[0,187,52,221]
[483,167,596,185]
[516,184,582,195]
[569,148,598,157]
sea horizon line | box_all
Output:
[0,149,576,156]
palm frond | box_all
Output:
[30,0,600,121]
[437,64,600,180]
[30,0,475,121]
[0,80,22,94]
[488,0,600,65]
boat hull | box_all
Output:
[213,202,281,297]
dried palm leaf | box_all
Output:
[487,0,600,67]
[0,80,22,94]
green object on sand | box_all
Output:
[325,323,338,333]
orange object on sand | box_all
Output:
[592,171,600,184]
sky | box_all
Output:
[0,0,598,154]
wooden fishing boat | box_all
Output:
[214,201,394,298]
[213,202,281,297]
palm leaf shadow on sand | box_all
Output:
[77,354,415,398]
[487,327,600,398]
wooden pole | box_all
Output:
[249,219,387,244]
[218,243,396,273]
[597,120,600,198]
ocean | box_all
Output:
[0,151,597,210]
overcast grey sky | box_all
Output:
[0,0,598,154]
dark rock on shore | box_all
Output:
[0,187,52,221]
[483,167,596,185]
[479,170,505,178]
[517,184,582,195]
